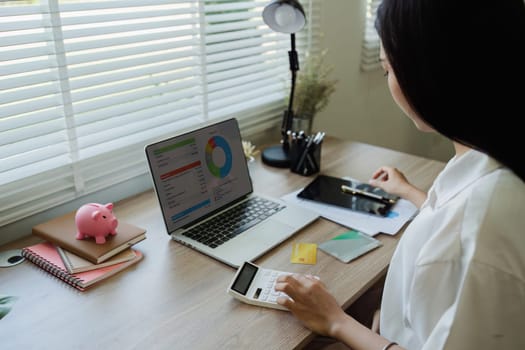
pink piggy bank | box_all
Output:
[75,203,118,244]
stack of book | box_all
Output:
[22,211,146,291]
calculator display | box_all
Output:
[231,262,258,295]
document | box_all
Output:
[282,185,418,236]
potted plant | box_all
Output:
[291,49,337,134]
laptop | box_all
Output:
[145,118,319,268]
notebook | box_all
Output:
[318,230,382,263]
[32,212,146,264]
[56,246,137,274]
[145,118,319,268]
[22,242,143,291]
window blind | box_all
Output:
[0,0,320,228]
[361,0,381,71]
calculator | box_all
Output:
[227,261,293,311]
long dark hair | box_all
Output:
[375,0,525,181]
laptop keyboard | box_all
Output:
[182,197,285,249]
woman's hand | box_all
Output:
[274,274,349,337]
[276,275,403,350]
[369,166,427,208]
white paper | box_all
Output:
[282,189,418,236]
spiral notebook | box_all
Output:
[22,242,142,291]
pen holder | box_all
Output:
[289,138,322,176]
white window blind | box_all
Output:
[0,0,320,228]
[361,0,381,71]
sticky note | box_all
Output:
[290,243,317,264]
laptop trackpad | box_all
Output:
[218,219,295,256]
[248,219,295,241]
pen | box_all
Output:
[340,184,397,204]
[312,131,325,145]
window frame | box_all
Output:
[0,0,321,243]
[361,0,381,72]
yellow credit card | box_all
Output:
[290,242,317,264]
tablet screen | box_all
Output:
[297,174,398,216]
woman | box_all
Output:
[274,0,525,349]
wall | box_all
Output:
[313,0,453,163]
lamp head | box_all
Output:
[263,0,306,34]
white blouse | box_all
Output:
[380,149,525,349]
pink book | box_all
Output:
[22,242,142,291]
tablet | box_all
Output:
[296,174,398,216]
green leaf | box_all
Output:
[0,295,18,320]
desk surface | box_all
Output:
[0,137,445,350]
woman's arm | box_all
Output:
[275,274,404,350]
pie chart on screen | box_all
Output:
[205,136,232,178]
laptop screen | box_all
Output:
[145,118,253,233]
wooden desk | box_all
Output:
[0,137,445,350]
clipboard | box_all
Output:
[296,174,399,216]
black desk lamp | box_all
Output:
[261,0,306,168]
